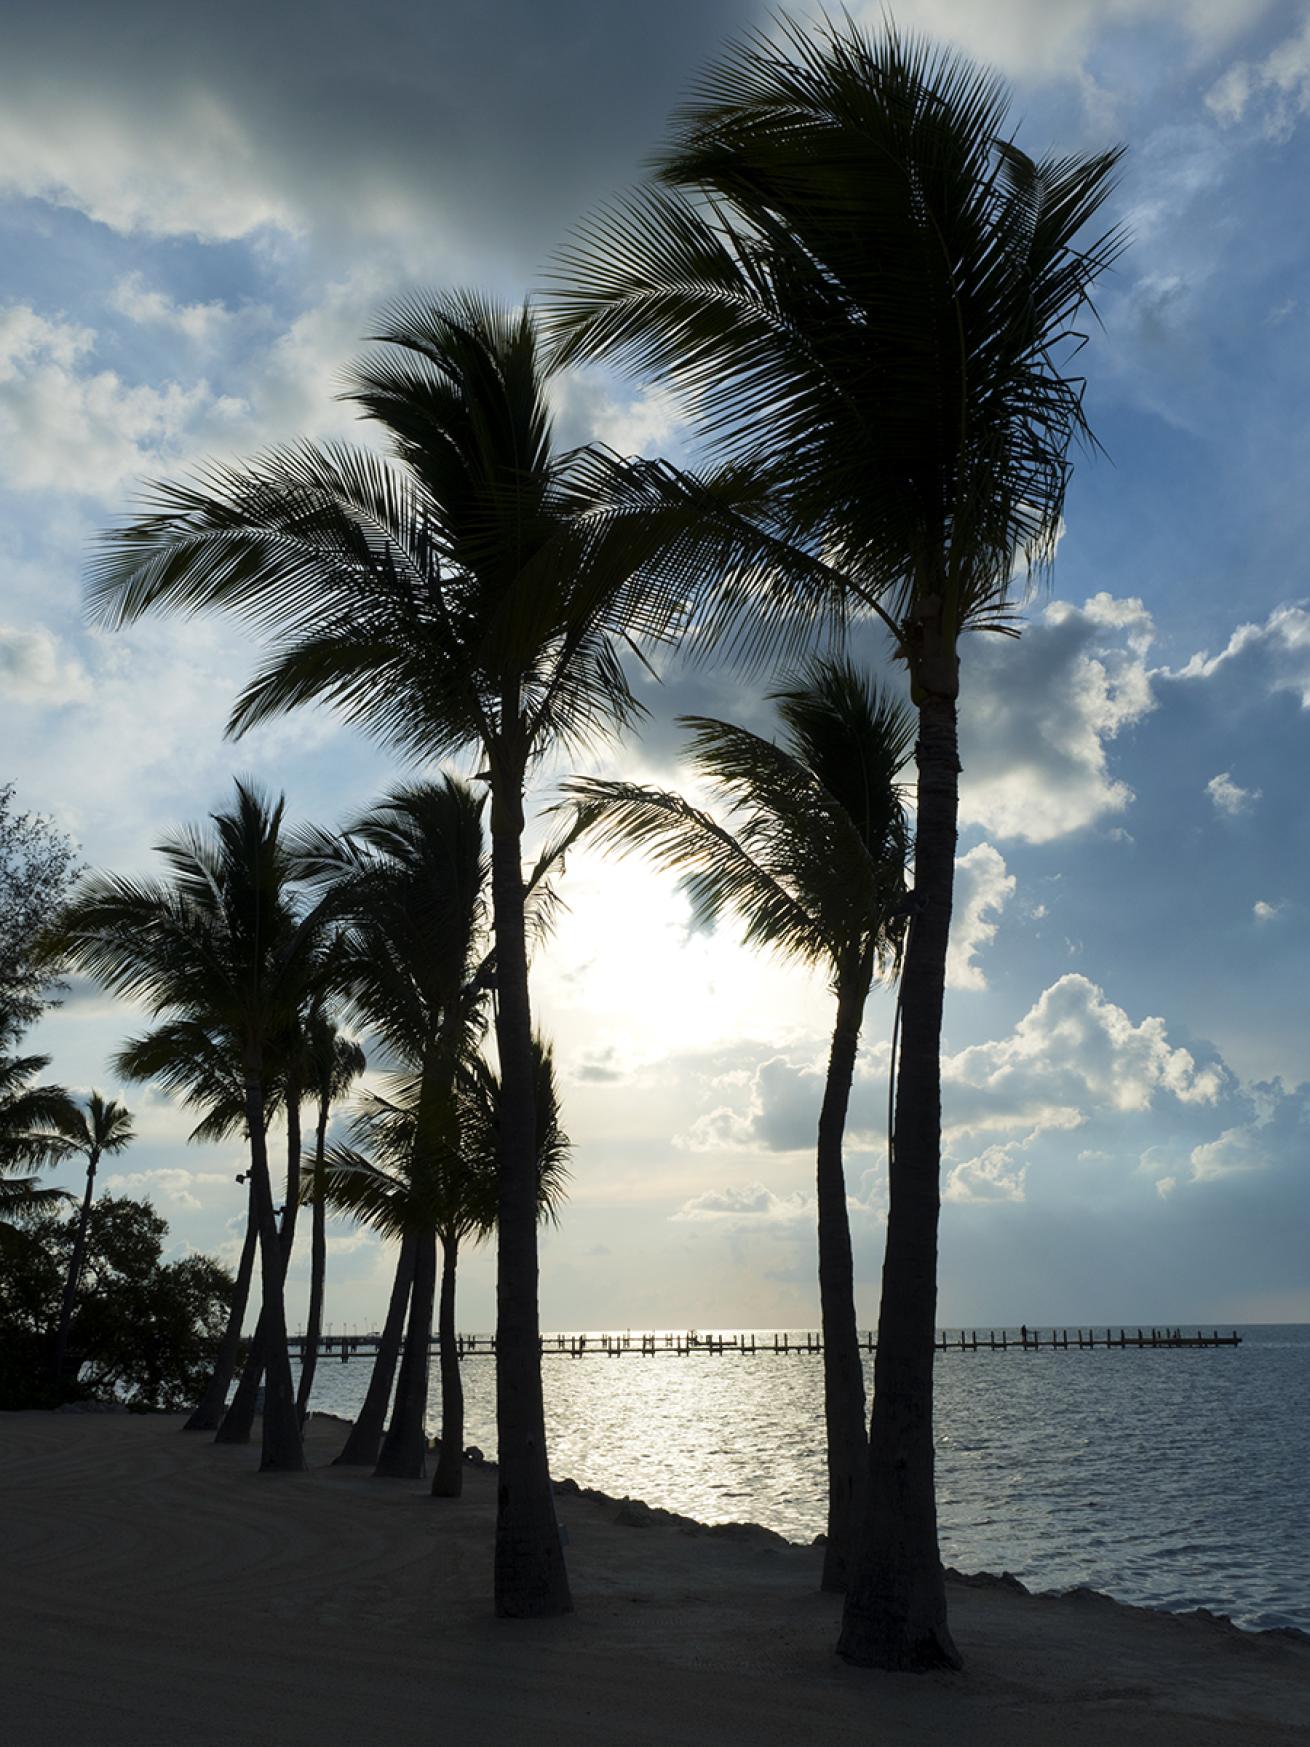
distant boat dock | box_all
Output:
[290,1325,1242,1362]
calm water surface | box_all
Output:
[300,1323,1309,1632]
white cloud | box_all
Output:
[1206,12,1310,139]
[945,1139,1029,1204]
[1188,1125,1268,1181]
[104,1167,238,1211]
[108,274,240,344]
[1206,770,1261,815]
[1253,899,1284,923]
[947,843,1016,990]
[960,593,1155,843]
[1176,603,1310,708]
[943,972,1227,1147]
[877,0,1270,81]
[671,1182,813,1225]
[0,622,88,705]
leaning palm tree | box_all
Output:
[295,1015,367,1425]
[50,780,325,1471]
[0,1048,79,1238]
[114,1017,263,1431]
[85,296,708,1614]
[48,1092,135,1387]
[546,17,1122,1666]
[565,657,910,1587]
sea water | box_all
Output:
[298,1322,1309,1632]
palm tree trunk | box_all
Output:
[816,974,870,1593]
[185,1171,258,1431]
[490,796,571,1616]
[295,1093,330,1426]
[838,690,961,1669]
[242,1073,304,1473]
[432,1231,463,1498]
[50,1149,98,1388]
[216,1095,303,1445]
[334,1231,416,1466]
[374,1229,436,1479]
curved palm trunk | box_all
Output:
[375,1229,436,1479]
[432,1231,463,1498]
[490,801,571,1616]
[334,1231,417,1466]
[816,974,870,1593]
[216,1089,302,1446]
[838,690,961,1669]
[241,1073,304,1472]
[296,1093,331,1425]
[185,1172,259,1431]
[50,1148,99,1388]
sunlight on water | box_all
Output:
[300,1323,1310,1632]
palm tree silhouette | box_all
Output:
[0,1045,78,1240]
[565,656,909,1588]
[86,295,695,1613]
[114,1016,265,1431]
[49,1092,135,1387]
[295,1014,367,1426]
[546,17,1122,1666]
[52,780,327,1471]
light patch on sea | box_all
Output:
[299,1323,1310,1633]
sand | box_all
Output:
[1,1411,1306,1747]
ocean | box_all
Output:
[298,1322,1310,1633]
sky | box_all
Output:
[4,0,1309,1332]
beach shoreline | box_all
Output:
[4,1409,1307,1745]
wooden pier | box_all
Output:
[288,1325,1242,1362]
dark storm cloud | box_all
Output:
[0,0,758,279]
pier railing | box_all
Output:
[287,1325,1242,1362]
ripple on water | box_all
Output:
[300,1323,1310,1632]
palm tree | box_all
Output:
[85,294,704,1614]
[318,1039,569,1493]
[114,1017,264,1431]
[565,657,909,1587]
[49,1092,135,1387]
[51,780,326,1471]
[0,1047,79,1239]
[295,1015,367,1425]
[545,18,1122,1666]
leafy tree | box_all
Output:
[86,296,697,1614]
[50,781,327,1471]
[566,657,909,1587]
[0,1195,232,1410]
[0,782,80,1034]
[49,1092,135,1386]
[547,17,1121,1666]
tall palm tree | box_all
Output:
[565,657,909,1587]
[85,295,703,1614]
[51,780,325,1471]
[545,18,1122,1666]
[295,1016,367,1425]
[114,1017,264,1431]
[295,776,491,1482]
[49,1092,135,1387]
[0,1048,79,1238]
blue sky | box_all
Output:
[4,0,1308,1330]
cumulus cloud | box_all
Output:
[943,972,1227,1146]
[104,1167,237,1210]
[671,1182,813,1225]
[947,843,1016,990]
[108,273,242,344]
[1253,899,1284,923]
[959,593,1155,843]
[1206,770,1261,815]
[1176,603,1310,708]
[945,1139,1030,1204]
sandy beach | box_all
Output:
[1,1411,1306,1747]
